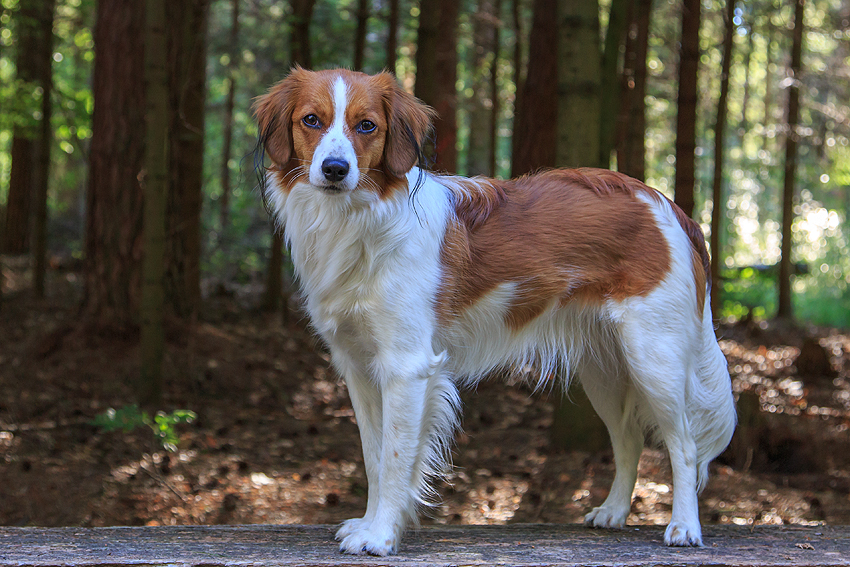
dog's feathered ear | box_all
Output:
[377,73,437,177]
[253,67,306,165]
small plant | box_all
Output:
[91,404,197,452]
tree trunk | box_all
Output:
[415,0,459,172]
[219,0,239,234]
[489,0,501,177]
[710,0,736,320]
[83,0,146,325]
[291,0,315,68]
[467,0,497,176]
[556,0,601,168]
[511,0,523,103]
[762,20,774,156]
[616,0,650,181]
[386,0,399,72]
[673,0,700,219]
[777,0,805,321]
[32,0,56,298]
[165,0,209,318]
[598,0,628,169]
[354,0,368,70]
[4,2,44,255]
[140,0,170,406]
[552,0,607,453]
[511,0,557,176]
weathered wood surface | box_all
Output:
[1,524,847,567]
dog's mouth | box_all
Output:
[321,184,344,194]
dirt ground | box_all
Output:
[1,265,849,531]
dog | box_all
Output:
[253,67,736,555]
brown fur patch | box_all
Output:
[437,169,674,330]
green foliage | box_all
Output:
[90,405,197,452]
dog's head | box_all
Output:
[254,67,436,197]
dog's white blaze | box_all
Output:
[309,76,360,190]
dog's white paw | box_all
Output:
[338,524,398,556]
[584,505,628,528]
[334,517,370,541]
[664,521,703,546]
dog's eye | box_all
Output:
[356,120,377,134]
[302,114,320,128]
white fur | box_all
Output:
[264,75,735,556]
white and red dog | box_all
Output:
[254,68,736,555]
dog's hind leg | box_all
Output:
[579,356,643,529]
[618,312,704,546]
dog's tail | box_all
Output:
[688,287,737,492]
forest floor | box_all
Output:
[1,262,850,532]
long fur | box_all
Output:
[253,68,736,555]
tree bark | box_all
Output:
[777,0,805,320]
[83,0,146,325]
[4,2,44,255]
[291,0,315,68]
[467,0,497,176]
[354,0,368,70]
[673,0,700,219]
[140,0,170,406]
[32,0,57,297]
[556,0,601,168]
[511,0,557,177]
[598,0,628,169]
[489,0,502,177]
[616,0,650,181]
[415,0,459,172]
[386,0,399,72]
[165,0,209,318]
[219,0,239,234]
[710,0,736,320]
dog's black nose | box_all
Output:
[321,158,350,182]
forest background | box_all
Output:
[1,0,850,532]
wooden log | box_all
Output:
[1,524,848,566]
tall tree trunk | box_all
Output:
[616,0,650,181]
[489,0,501,177]
[467,0,497,176]
[710,0,736,320]
[291,0,315,68]
[165,0,209,318]
[762,18,775,156]
[415,0,459,172]
[354,0,368,70]
[551,0,607,453]
[739,14,754,143]
[556,0,601,168]
[511,0,523,103]
[511,0,557,176]
[83,0,146,325]
[220,0,239,234]
[674,0,700,219]
[4,2,43,255]
[32,0,57,298]
[598,0,628,169]
[777,0,805,320]
[386,0,399,72]
[140,0,170,406]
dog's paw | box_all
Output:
[335,517,370,541]
[584,505,628,528]
[664,521,703,547]
[338,524,398,556]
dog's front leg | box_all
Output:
[337,352,449,556]
[334,370,383,542]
